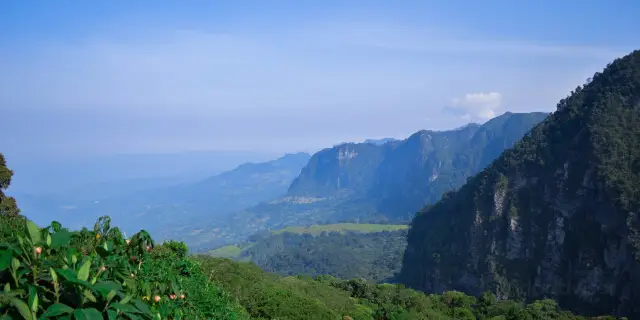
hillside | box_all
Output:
[199,257,617,320]
[186,112,548,250]
[401,50,640,318]
[207,223,409,282]
[0,153,622,319]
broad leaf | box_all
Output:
[110,302,140,313]
[55,268,77,281]
[40,303,74,317]
[26,220,41,245]
[107,310,117,320]
[0,249,12,271]
[10,297,33,320]
[28,285,38,313]
[132,299,152,315]
[94,281,122,298]
[51,230,72,249]
[73,308,103,320]
[77,259,91,282]
[124,313,142,320]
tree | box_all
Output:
[0,152,20,216]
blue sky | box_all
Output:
[1,0,638,158]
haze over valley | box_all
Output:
[1,2,639,319]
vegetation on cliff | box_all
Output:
[401,51,640,317]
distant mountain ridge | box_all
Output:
[15,153,311,239]
[185,112,548,250]
[286,111,549,221]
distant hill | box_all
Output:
[15,153,311,239]
[7,150,278,195]
[207,223,409,282]
[401,50,640,318]
[186,112,548,251]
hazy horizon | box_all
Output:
[2,1,638,160]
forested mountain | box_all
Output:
[186,112,548,251]
[207,224,409,282]
[401,50,640,318]
[0,147,621,319]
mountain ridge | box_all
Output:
[185,112,549,251]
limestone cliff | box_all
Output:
[400,50,640,317]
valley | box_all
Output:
[2,4,638,317]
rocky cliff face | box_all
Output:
[287,112,548,222]
[400,50,640,317]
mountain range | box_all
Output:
[182,112,549,251]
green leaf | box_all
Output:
[83,290,98,303]
[46,233,52,247]
[51,230,72,249]
[4,282,10,293]
[73,308,103,320]
[120,294,132,305]
[106,290,117,302]
[55,268,77,281]
[132,299,152,315]
[77,259,91,282]
[94,281,122,298]
[40,303,74,317]
[0,249,12,271]
[110,302,140,313]
[26,220,42,245]
[95,246,109,259]
[10,297,33,320]
[0,314,12,320]
[50,268,58,283]
[28,285,38,313]
[11,257,20,271]
[107,310,117,320]
[124,313,142,320]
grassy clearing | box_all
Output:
[270,223,408,236]
[206,224,408,259]
[207,244,245,258]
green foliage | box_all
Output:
[270,223,408,236]
[198,257,612,320]
[0,217,248,319]
[222,229,408,283]
[401,50,640,317]
[0,153,22,242]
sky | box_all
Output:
[1,0,639,158]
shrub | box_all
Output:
[0,216,248,320]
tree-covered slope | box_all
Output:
[199,257,618,320]
[207,224,409,283]
[401,50,640,318]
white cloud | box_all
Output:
[448,92,503,122]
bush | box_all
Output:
[0,216,248,320]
